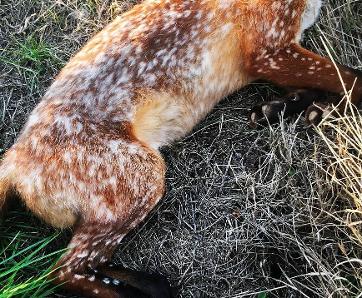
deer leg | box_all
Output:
[51,221,134,298]
[49,138,171,297]
[94,264,174,298]
[304,102,336,125]
[51,220,172,298]
[249,88,332,127]
[246,43,362,126]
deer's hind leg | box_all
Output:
[52,221,141,298]
[51,141,172,297]
[52,221,172,298]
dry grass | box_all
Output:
[315,88,362,249]
[316,91,362,208]
[0,0,361,297]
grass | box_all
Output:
[14,36,63,75]
[0,36,64,92]
[0,236,58,298]
[315,89,362,242]
[0,210,65,297]
[0,0,361,297]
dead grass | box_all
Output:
[314,81,362,254]
[0,0,361,297]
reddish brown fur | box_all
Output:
[247,44,362,102]
[0,0,361,297]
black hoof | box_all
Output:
[249,100,287,128]
[94,264,175,298]
[305,102,332,126]
[249,89,327,128]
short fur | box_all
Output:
[0,0,361,297]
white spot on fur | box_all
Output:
[113,279,121,285]
[74,274,85,280]
[108,140,121,154]
[77,251,89,258]
[88,275,96,282]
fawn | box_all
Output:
[1,0,361,297]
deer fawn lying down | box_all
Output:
[0,0,361,297]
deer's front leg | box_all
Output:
[246,43,362,126]
[249,88,333,127]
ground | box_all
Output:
[0,0,361,297]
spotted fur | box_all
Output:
[0,0,361,297]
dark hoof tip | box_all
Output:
[104,264,174,298]
[305,103,331,126]
[117,286,149,298]
[146,273,174,298]
[249,100,286,128]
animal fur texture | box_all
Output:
[0,0,361,297]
